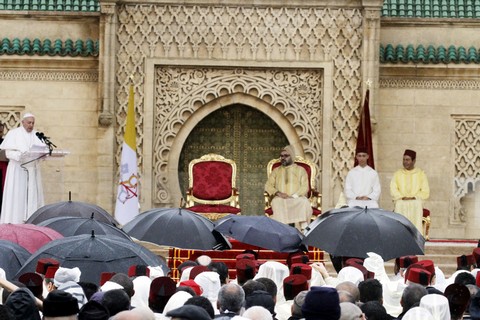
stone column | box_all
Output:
[362,0,383,154]
[98,0,117,127]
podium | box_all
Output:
[19,146,70,219]
[20,146,70,165]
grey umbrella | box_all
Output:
[27,201,118,226]
[0,239,31,280]
[37,214,131,240]
[26,193,118,226]
[15,232,168,284]
[123,208,231,250]
[302,206,425,261]
[214,214,305,252]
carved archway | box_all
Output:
[152,66,324,206]
[169,94,302,209]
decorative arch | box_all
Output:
[152,66,324,205]
[168,93,304,205]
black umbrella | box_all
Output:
[123,208,231,250]
[15,232,169,284]
[214,215,305,252]
[302,206,425,261]
[0,240,31,280]
[37,214,131,240]
[26,193,118,226]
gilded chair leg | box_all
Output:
[422,217,431,241]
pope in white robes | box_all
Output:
[0,113,46,223]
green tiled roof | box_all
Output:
[0,0,99,12]
[382,0,480,18]
[380,44,480,64]
[0,38,99,57]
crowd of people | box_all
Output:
[1,246,480,320]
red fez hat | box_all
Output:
[290,263,312,280]
[177,260,198,273]
[344,258,372,280]
[179,280,203,296]
[189,265,210,280]
[457,254,476,268]
[405,267,432,285]
[416,260,435,277]
[99,272,116,286]
[395,256,418,269]
[444,283,471,314]
[283,274,308,301]
[149,276,176,300]
[236,259,256,284]
[404,149,416,160]
[356,146,368,154]
[236,253,256,261]
[472,248,480,265]
[35,258,60,275]
[128,265,150,278]
[287,252,309,268]
[18,272,43,297]
[45,266,59,279]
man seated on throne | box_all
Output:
[265,145,313,230]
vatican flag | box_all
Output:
[115,84,139,225]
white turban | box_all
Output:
[53,267,81,287]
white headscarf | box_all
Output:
[337,266,364,286]
[419,294,451,320]
[254,261,290,304]
[433,267,447,293]
[402,306,435,320]
[53,267,81,287]
[445,269,470,287]
[162,291,193,316]
[131,276,152,308]
[194,271,221,310]
[179,266,194,282]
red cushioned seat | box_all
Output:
[186,154,241,219]
[423,208,430,218]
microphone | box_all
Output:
[36,132,46,142]
[36,131,56,149]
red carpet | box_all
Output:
[168,240,324,280]
[428,239,478,244]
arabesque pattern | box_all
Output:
[154,67,323,204]
[114,4,364,203]
[453,116,480,222]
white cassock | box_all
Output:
[344,165,381,208]
[0,126,46,223]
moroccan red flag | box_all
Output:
[354,89,375,169]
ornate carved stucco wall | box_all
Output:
[109,1,383,209]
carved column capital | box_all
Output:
[99,0,117,15]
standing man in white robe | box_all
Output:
[0,113,46,223]
[265,145,313,229]
[344,147,381,208]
